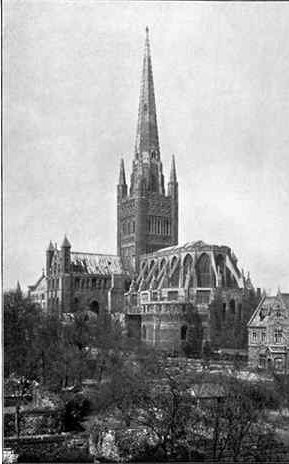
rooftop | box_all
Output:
[71,252,125,275]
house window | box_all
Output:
[252,330,257,342]
[168,291,178,301]
[259,355,266,369]
[274,358,284,371]
[274,328,282,344]
[261,330,266,342]
[196,291,210,304]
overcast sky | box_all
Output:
[4,0,289,293]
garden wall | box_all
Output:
[4,433,92,462]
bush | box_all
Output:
[62,393,92,431]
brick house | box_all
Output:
[247,291,289,372]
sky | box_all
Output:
[3,0,289,293]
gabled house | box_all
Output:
[247,290,289,372]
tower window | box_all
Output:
[181,325,187,341]
[274,328,282,344]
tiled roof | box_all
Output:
[71,252,124,275]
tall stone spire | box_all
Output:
[135,26,160,159]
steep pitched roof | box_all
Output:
[71,252,125,275]
[28,273,46,292]
[248,292,289,327]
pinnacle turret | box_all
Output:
[47,240,54,251]
[118,158,126,185]
[169,155,177,183]
[61,235,71,249]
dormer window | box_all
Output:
[259,307,266,321]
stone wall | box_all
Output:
[4,434,91,462]
[4,408,63,437]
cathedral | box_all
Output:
[29,28,257,353]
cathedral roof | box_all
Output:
[141,240,231,258]
[71,252,125,275]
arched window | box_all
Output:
[142,325,147,340]
[181,325,187,341]
[196,254,213,288]
[90,300,99,315]
[229,299,236,316]
[170,256,179,287]
[73,297,79,313]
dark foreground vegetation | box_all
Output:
[4,288,289,462]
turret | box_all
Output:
[46,241,54,276]
[61,235,71,273]
[117,158,127,199]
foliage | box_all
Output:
[62,393,91,431]
[4,290,43,379]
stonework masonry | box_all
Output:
[29,28,258,355]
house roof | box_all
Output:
[248,292,289,327]
[71,252,125,275]
[189,382,225,398]
[281,293,289,309]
